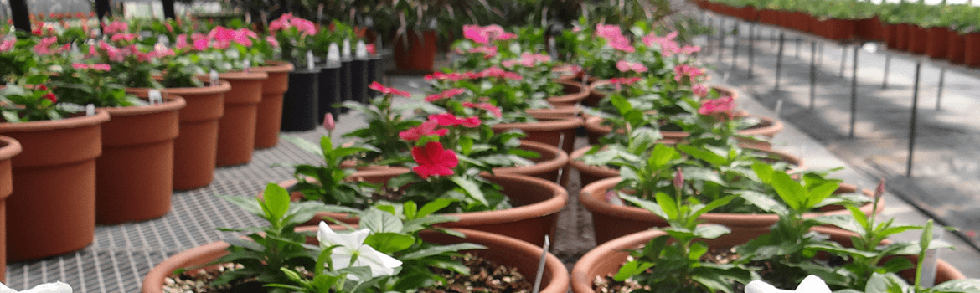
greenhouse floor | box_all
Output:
[6,65,980,291]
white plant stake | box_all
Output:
[342,39,351,59]
[243,59,251,73]
[328,43,340,64]
[532,234,550,293]
[355,40,367,59]
[85,105,95,116]
[306,50,314,70]
[148,90,163,105]
[209,69,219,86]
[157,35,169,47]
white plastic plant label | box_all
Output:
[328,44,340,63]
[157,35,169,47]
[148,90,163,105]
[356,40,367,59]
[85,104,95,116]
[306,50,314,70]
[210,69,219,86]
[342,39,351,59]
[244,59,251,73]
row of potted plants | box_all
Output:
[135,19,980,293]
[698,0,980,66]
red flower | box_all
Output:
[429,113,481,128]
[425,88,466,102]
[411,141,458,179]
[42,93,57,103]
[462,102,502,117]
[399,120,448,141]
[368,81,410,97]
[698,96,735,117]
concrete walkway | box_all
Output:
[697,10,980,278]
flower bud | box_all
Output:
[323,113,335,131]
[875,178,886,199]
[673,169,684,190]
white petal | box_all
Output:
[20,281,72,293]
[353,245,402,277]
[0,282,17,293]
[796,276,831,293]
[317,223,360,249]
[745,280,789,293]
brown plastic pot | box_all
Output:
[527,106,582,120]
[394,30,438,72]
[0,111,110,261]
[947,29,967,64]
[142,227,569,293]
[855,17,881,40]
[162,81,231,190]
[909,25,929,54]
[759,9,779,25]
[824,18,856,40]
[96,97,186,224]
[215,71,267,166]
[895,23,911,51]
[568,143,804,188]
[580,176,880,245]
[252,61,294,149]
[547,79,590,107]
[0,136,21,281]
[494,140,569,184]
[570,227,965,293]
[282,172,568,247]
[926,27,950,59]
[884,23,899,49]
[964,32,980,67]
[491,117,582,155]
[584,112,783,145]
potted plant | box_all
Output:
[251,36,295,149]
[268,13,320,131]
[0,75,110,261]
[0,136,21,281]
[143,184,569,293]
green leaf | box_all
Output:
[932,279,980,292]
[613,260,654,281]
[650,144,680,169]
[806,181,840,209]
[359,208,403,234]
[771,171,805,211]
[417,198,456,217]
[282,136,324,157]
[751,162,775,183]
[655,192,678,220]
[693,225,730,240]
[737,191,789,215]
[678,144,728,166]
[401,243,486,260]
[621,194,667,219]
[262,183,291,222]
[450,177,488,207]
[364,233,415,254]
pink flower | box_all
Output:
[91,64,111,71]
[468,45,497,59]
[33,37,61,55]
[71,63,87,70]
[265,36,279,48]
[365,44,376,55]
[692,84,709,97]
[463,24,490,44]
[0,39,15,52]
[642,31,678,48]
[462,102,502,117]
[479,67,522,80]
[368,81,411,97]
[425,88,466,102]
[399,120,448,141]
[42,93,57,103]
[698,96,735,117]
[674,64,704,83]
[609,77,642,86]
[175,34,190,50]
[429,113,481,127]
[595,24,622,40]
[165,23,174,33]
[411,141,458,179]
[103,21,129,34]
[615,60,647,73]
[496,32,517,41]
[323,113,335,131]
[110,33,137,42]
[673,169,684,190]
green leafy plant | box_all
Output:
[283,135,380,209]
[0,75,73,122]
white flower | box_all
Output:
[317,222,402,279]
[0,281,72,293]
[745,275,831,293]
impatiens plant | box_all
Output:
[283,134,380,209]
[0,36,36,83]
[48,62,143,107]
[268,13,318,66]
[0,75,72,122]
[343,82,421,166]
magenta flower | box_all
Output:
[0,39,15,52]
[425,88,467,102]
[468,45,497,59]
[110,33,137,42]
[411,141,458,179]
[462,102,502,117]
[698,96,735,116]
[102,21,129,34]
[616,60,647,74]
[642,31,678,48]
[323,113,335,131]
[674,64,704,83]
[479,67,522,80]
[692,84,709,97]
[399,120,448,141]
[429,113,481,127]
[368,81,411,97]
[463,25,490,44]
[193,39,210,51]
[609,77,642,86]
[175,34,190,50]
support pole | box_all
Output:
[95,0,112,19]
[839,45,848,77]
[717,18,726,64]
[748,22,756,78]
[796,37,802,58]
[882,51,891,89]
[775,32,785,90]
[9,0,30,32]
[936,66,946,111]
[163,0,176,19]
[810,41,817,109]
[848,45,860,138]
[907,62,923,177]
[730,22,740,73]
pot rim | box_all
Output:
[160,80,232,95]
[583,112,782,139]
[547,80,591,104]
[492,116,583,131]
[142,228,571,293]
[101,96,187,117]
[0,135,22,161]
[0,109,110,132]
[568,143,804,178]
[494,140,570,175]
[217,70,269,80]
[253,60,296,73]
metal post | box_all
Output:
[9,0,31,32]
[775,32,785,90]
[839,45,848,77]
[748,22,756,78]
[718,18,726,64]
[162,0,176,19]
[796,37,802,58]
[848,45,860,138]
[882,52,891,89]
[907,62,923,177]
[936,66,946,111]
[730,22,740,73]
[810,41,817,109]
[820,43,825,66]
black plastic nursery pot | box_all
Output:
[367,54,383,85]
[280,68,319,131]
[317,61,342,123]
[338,58,353,113]
[350,58,370,104]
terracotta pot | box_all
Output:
[824,18,856,40]
[884,23,899,49]
[142,228,570,293]
[527,106,582,120]
[252,61,294,148]
[494,140,569,184]
[0,136,21,281]
[740,7,758,22]
[812,18,828,38]
[947,29,967,64]
[162,81,231,190]
[215,71,267,166]
[583,112,783,145]
[96,97,186,224]
[855,17,881,40]
[759,9,779,25]
[580,176,881,245]
[895,23,911,51]
[909,25,929,54]
[964,32,980,67]
[286,172,568,247]
[547,79,590,107]
[492,117,582,155]
[0,111,110,261]
[797,12,813,33]
[568,143,804,188]
[570,227,964,293]
[393,30,438,72]
[926,27,950,59]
